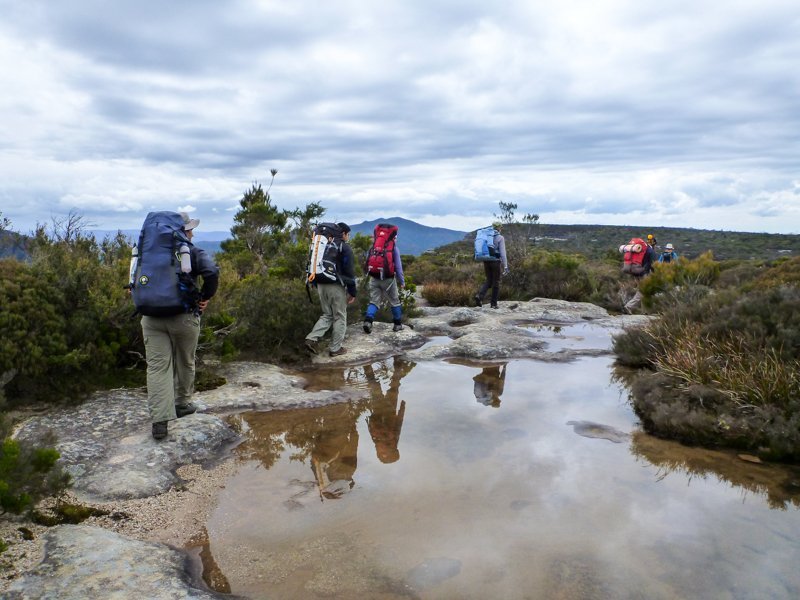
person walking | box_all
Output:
[623,235,655,313]
[305,222,357,357]
[658,243,679,263]
[474,222,509,309]
[139,212,220,440]
[363,223,406,333]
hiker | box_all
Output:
[658,243,679,263]
[363,223,405,333]
[135,212,220,440]
[305,222,357,357]
[473,364,507,408]
[473,222,509,309]
[620,235,655,313]
[646,234,658,250]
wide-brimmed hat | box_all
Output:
[179,212,200,230]
[665,243,674,250]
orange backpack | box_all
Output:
[619,238,647,275]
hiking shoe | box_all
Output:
[329,347,348,357]
[176,403,197,418]
[490,304,498,309]
[363,321,372,334]
[305,339,319,354]
[392,323,404,332]
[474,295,482,307]
[152,421,168,440]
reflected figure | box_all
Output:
[473,364,507,408]
[184,527,232,594]
[309,402,360,500]
[365,358,415,463]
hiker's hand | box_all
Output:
[347,295,356,305]
[198,299,209,311]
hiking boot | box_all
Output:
[392,323,404,332]
[305,339,319,354]
[363,321,373,334]
[329,347,348,357]
[474,295,482,307]
[152,421,168,440]
[176,403,197,418]
[490,304,499,309]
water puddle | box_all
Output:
[519,321,615,352]
[201,328,800,599]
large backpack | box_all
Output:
[131,211,197,316]
[365,223,399,279]
[619,237,647,275]
[306,222,343,293]
[474,226,500,261]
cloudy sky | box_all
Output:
[2,0,799,235]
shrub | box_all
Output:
[228,275,320,362]
[0,229,142,403]
[0,419,71,515]
[509,250,593,301]
[615,259,800,460]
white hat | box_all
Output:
[179,212,200,230]
[665,243,674,250]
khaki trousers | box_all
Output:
[141,313,201,423]
[306,284,348,352]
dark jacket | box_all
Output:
[189,246,220,300]
[316,241,357,297]
[641,246,655,275]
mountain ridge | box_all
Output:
[348,217,468,256]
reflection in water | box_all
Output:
[209,346,800,599]
[233,400,362,501]
[184,527,231,594]
[365,358,414,463]
[232,356,415,497]
[631,432,800,510]
[472,363,507,408]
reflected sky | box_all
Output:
[206,345,800,599]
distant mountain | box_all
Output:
[349,217,468,256]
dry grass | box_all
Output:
[421,280,477,306]
[646,321,800,411]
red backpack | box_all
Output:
[619,237,647,275]
[366,223,399,279]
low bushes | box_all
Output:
[614,261,800,460]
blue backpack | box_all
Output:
[474,227,500,261]
[131,211,198,316]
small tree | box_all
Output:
[220,170,290,276]
[493,201,540,264]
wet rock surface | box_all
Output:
[567,420,631,443]
[320,298,647,365]
[4,526,237,600]
[8,298,646,598]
